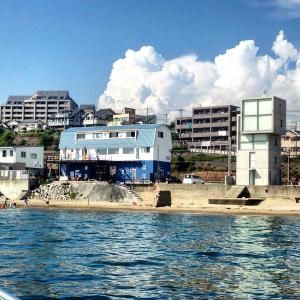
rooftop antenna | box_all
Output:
[262,91,267,98]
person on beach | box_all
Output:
[45,200,50,208]
[24,198,28,208]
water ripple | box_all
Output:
[0,209,299,299]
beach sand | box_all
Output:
[20,198,300,216]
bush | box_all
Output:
[0,130,15,146]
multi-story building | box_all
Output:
[281,130,300,157]
[175,105,240,150]
[0,90,78,123]
[57,124,171,182]
[236,96,286,185]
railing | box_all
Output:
[0,170,29,180]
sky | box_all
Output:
[0,0,300,119]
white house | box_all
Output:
[0,146,44,170]
[58,124,172,182]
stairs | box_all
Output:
[120,184,143,205]
[224,186,250,198]
[209,186,263,206]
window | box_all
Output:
[242,99,273,132]
[9,150,13,157]
[240,134,268,150]
[93,133,102,139]
[109,132,118,138]
[107,148,119,155]
[123,148,134,154]
[21,151,26,158]
[2,150,6,157]
[274,138,278,146]
[126,131,136,138]
[96,148,107,155]
[158,131,164,138]
[77,134,86,140]
[280,120,283,128]
[142,147,150,153]
[30,153,37,159]
[274,157,277,165]
[249,152,255,168]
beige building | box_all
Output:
[0,90,78,123]
[281,130,300,157]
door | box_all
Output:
[249,152,255,169]
[249,170,256,185]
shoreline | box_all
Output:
[24,201,300,217]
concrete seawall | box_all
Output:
[0,179,29,200]
[10,181,300,214]
[136,184,300,208]
[135,184,230,207]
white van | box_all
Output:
[183,174,205,184]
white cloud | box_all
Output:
[98,31,300,119]
[249,0,300,19]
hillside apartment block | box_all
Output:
[0,90,78,123]
[175,105,240,150]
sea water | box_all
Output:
[0,209,299,299]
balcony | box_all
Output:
[179,133,193,138]
[176,123,192,129]
[210,112,229,118]
[193,123,211,128]
[210,122,229,127]
[193,114,211,119]
[192,132,212,138]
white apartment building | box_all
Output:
[0,90,78,123]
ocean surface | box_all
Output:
[0,209,299,300]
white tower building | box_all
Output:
[236,96,286,185]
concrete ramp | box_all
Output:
[209,198,264,206]
[224,186,250,198]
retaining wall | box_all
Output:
[0,179,29,200]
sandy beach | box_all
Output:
[22,197,300,216]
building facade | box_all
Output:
[175,105,239,150]
[57,124,172,183]
[0,146,44,172]
[236,96,286,185]
[82,109,115,127]
[0,90,78,123]
[281,130,300,157]
[108,108,157,126]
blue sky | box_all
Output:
[0,0,300,107]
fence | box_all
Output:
[0,170,29,180]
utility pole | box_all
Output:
[164,113,168,125]
[178,109,184,139]
[295,121,298,157]
[227,136,232,176]
[63,103,66,131]
[287,148,290,185]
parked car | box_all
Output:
[182,174,205,184]
[165,176,182,184]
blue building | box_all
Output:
[58,124,172,183]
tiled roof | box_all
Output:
[59,124,162,149]
[6,96,31,104]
